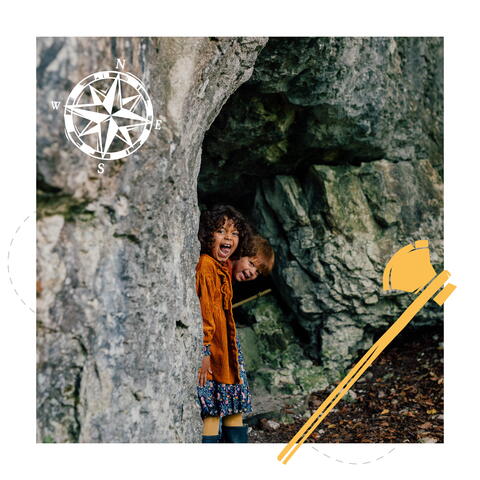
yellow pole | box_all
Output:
[278,270,451,464]
[232,288,272,309]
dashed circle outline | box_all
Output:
[311,445,396,465]
[7,212,35,314]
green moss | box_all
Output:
[240,297,333,396]
[37,191,95,222]
[255,369,275,393]
[278,414,295,425]
[263,139,289,164]
[251,309,305,369]
[294,365,329,393]
[42,435,55,443]
[113,232,141,245]
[279,383,297,395]
[237,327,261,371]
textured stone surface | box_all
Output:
[199,37,443,396]
[251,38,443,163]
[200,37,443,203]
[36,37,267,443]
[37,36,444,434]
[252,159,443,374]
[237,296,328,418]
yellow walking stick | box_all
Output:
[232,289,272,309]
[278,240,455,464]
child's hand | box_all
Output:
[198,356,213,387]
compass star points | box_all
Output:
[64,71,153,159]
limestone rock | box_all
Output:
[199,38,443,383]
[252,158,443,372]
[199,37,443,202]
[36,37,267,443]
[236,296,329,417]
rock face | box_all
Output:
[252,159,443,375]
[200,37,443,203]
[199,37,443,413]
[236,296,329,418]
[37,37,444,436]
[36,37,267,442]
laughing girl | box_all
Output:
[196,205,253,443]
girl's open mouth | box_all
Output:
[218,243,232,258]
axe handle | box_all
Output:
[278,270,451,464]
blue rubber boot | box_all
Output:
[202,434,221,443]
[221,425,248,443]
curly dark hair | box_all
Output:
[198,205,253,260]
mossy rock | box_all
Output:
[294,363,329,394]
[37,191,95,222]
[237,326,261,371]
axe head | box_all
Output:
[383,240,437,293]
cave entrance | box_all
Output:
[195,40,321,423]
[196,37,445,428]
[197,127,276,318]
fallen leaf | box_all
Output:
[419,422,433,429]
[380,409,390,415]
[419,436,438,443]
[427,409,437,415]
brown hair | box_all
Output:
[248,235,275,275]
[198,205,253,260]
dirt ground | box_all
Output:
[249,325,444,443]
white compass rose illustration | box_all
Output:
[64,71,153,160]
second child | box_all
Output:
[231,234,275,282]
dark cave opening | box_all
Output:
[197,176,277,316]
[196,37,445,413]
[196,76,330,367]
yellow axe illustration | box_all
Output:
[278,240,455,464]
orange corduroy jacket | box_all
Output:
[196,254,241,385]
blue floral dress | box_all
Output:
[197,336,253,419]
